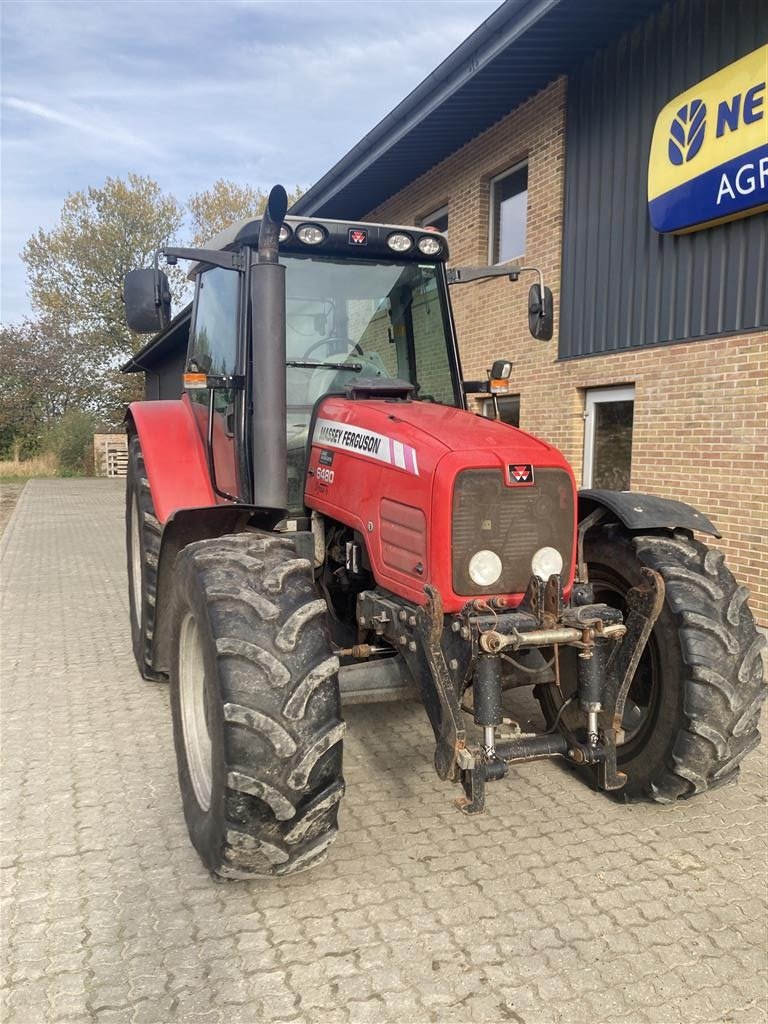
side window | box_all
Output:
[187,267,240,413]
[489,162,528,264]
[420,204,449,237]
[480,394,520,426]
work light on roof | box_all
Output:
[279,224,292,242]
[417,235,442,256]
[296,224,326,245]
[387,232,413,253]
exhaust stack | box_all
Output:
[250,185,288,513]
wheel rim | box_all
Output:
[590,570,661,759]
[546,567,661,760]
[178,612,213,811]
[129,491,142,625]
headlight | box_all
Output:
[468,549,503,587]
[387,232,413,253]
[296,224,326,245]
[531,546,563,581]
[417,235,442,256]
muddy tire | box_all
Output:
[126,436,165,681]
[169,532,344,879]
[540,525,766,802]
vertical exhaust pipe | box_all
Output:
[250,184,288,513]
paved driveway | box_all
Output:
[1,480,766,1024]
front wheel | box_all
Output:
[539,525,765,802]
[169,532,345,878]
[125,436,165,681]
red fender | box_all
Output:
[127,396,217,524]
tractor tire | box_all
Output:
[539,524,765,802]
[169,531,345,879]
[126,436,165,681]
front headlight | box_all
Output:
[468,549,503,587]
[531,546,563,581]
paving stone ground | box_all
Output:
[1,479,766,1024]
[0,482,25,537]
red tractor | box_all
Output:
[123,186,764,880]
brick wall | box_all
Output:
[366,78,768,624]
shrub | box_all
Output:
[44,409,98,475]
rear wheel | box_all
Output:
[126,436,165,681]
[169,532,345,878]
[539,524,765,801]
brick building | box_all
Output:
[293,0,768,623]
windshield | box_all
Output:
[281,254,460,509]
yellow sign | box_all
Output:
[648,45,768,233]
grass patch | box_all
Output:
[0,453,61,482]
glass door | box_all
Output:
[583,386,635,490]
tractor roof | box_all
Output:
[186,215,449,277]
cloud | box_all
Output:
[2,96,157,153]
[0,0,502,323]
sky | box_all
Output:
[1,0,502,324]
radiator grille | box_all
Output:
[452,469,574,596]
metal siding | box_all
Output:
[560,0,768,359]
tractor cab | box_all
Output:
[126,211,464,513]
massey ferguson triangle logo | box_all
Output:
[668,99,707,165]
[509,464,534,484]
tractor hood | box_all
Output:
[307,395,576,613]
[311,395,567,470]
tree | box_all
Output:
[188,179,305,247]
[21,175,185,360]
[0,318,133,458]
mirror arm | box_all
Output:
[151,250,169,328]
[447,264,521,285]
[447,263,546,295]
[160,247,244,272]
[517,266,545,299]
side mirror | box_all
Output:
[528,284,553,341]
[490,359,513,381]
[124,267,172,334]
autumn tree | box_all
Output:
[22,174,185,361]
[11,175,305,448]
[188,179,305,247]
[0,318,135,458]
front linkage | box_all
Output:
[357,566,664,814]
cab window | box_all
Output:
[187,267,240,406]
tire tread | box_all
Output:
[631,533,765,802]
[173,532,344,878]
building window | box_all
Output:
[420,204,448,236]
[480,394,520,427]
[583,386,635,490]
[489,163,528,264]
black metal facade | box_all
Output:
[559,0,768,360]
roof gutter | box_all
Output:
[291,0,560,216]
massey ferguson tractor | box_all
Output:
[123,185,764,880]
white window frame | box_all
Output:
[420,204,449,234]
[488,160,528,265]
[582,385,635,488]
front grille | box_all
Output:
[452,468,574,596]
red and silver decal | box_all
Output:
[508,463,534,484]
[348,228,368,245]
[313,418,419,475]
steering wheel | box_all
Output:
[301,336,363,361]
